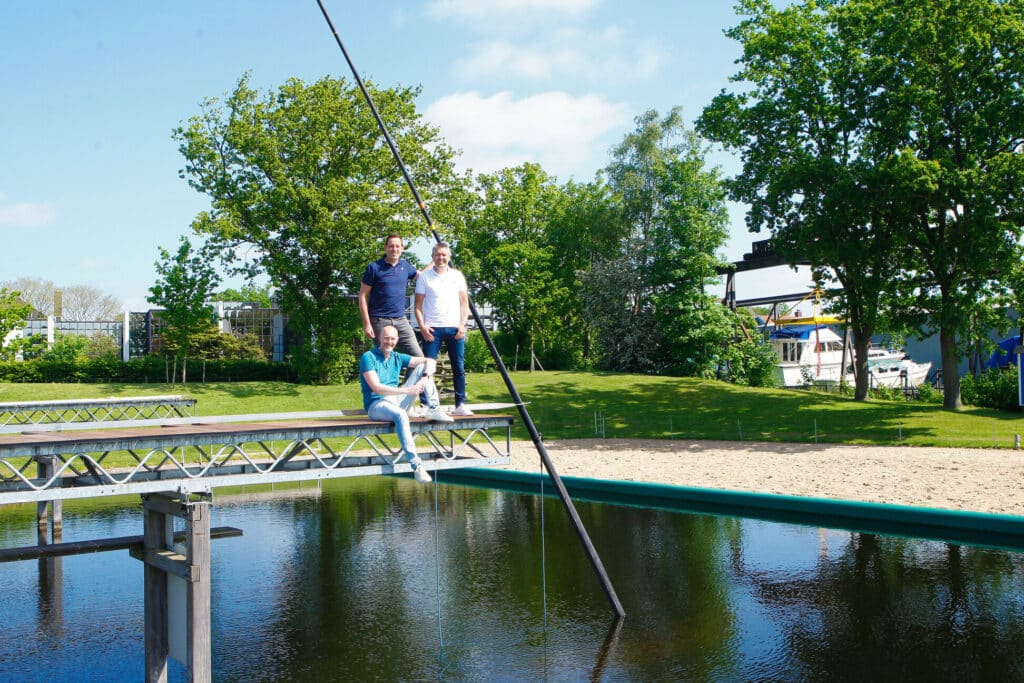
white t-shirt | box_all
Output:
[415,267,468,327]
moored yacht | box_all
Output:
[769,322,931,388]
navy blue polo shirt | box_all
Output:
[362,257,418,318]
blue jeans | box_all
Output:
[422,327,466,406]
[366,365,441,467]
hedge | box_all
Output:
[0,356,296,383]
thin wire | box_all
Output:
[540,454,548,628]
[432,470,446,671]
[540,453,549,674]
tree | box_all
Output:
[850,0,1024,409]
[699,0,1024,408]
[1,277,122,320]
[698,0,903,401]
[174,74,463,383]
[459,163,573,369]
[162,323,267,361]
[147,236,222,383]
[584,108,732,375]
[1,277,53,316]
[43,333,119,363]
[211,283,275,308]
[0,288,33,361]
[59,285,123,320]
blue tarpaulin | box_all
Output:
[984,335,1021,370]
[768,325,821,340]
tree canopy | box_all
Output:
[459,163,574,368]
[699,0,1024,407]
[583,108,732,375]
[1,277,123,321]
[174,74,463,383]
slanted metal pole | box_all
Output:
[315,0,624,618]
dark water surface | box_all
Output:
[2,475,1023,681]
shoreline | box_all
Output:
[502,438,1024,516]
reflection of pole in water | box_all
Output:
[37,518,64,637]
[36,455,65,635]
[590,616,625,682]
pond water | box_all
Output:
[2,475,1023,681]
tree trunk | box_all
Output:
[851,333,871,401]
[940,327,962,410]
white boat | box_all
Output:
[769,323,931,389]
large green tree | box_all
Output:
[584,108,732,375]
[700,0,1024,408]
[459,163,573,369]
[174,74,462,383]
[850,0,1024,408]
[698,0,903,401]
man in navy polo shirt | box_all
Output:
[358,233,423,355]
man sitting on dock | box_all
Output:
[359,325,453,484]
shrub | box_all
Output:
[915,382,943,404]
[463,330,496,373]
[721,336,778,387]
[961,368,1021,412]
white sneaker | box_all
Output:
[425,406,454,423]
[452,404,474,416]
[414,466,432,484]
[407,405,425,418]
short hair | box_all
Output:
[432,241,451,255]
[385,234,404,246]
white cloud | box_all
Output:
[0,196,56,227]
[453,28,666,84]
[425,90,631,179]
[427,0,597,21]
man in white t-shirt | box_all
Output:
[414,241,473,416]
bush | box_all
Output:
[463,330,496,373]
[721,336,778,387]
[961,368,1021,411]
[915,382,943,404]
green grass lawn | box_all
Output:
[1,371,1021,448]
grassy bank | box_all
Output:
[1,371,1021,448]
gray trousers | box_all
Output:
[370,315,423,357]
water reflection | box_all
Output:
[1,477,1023,681]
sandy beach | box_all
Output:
[503,438,1024,516]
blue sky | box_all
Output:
[2,0,813,312]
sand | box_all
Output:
[502,438,1024,516]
